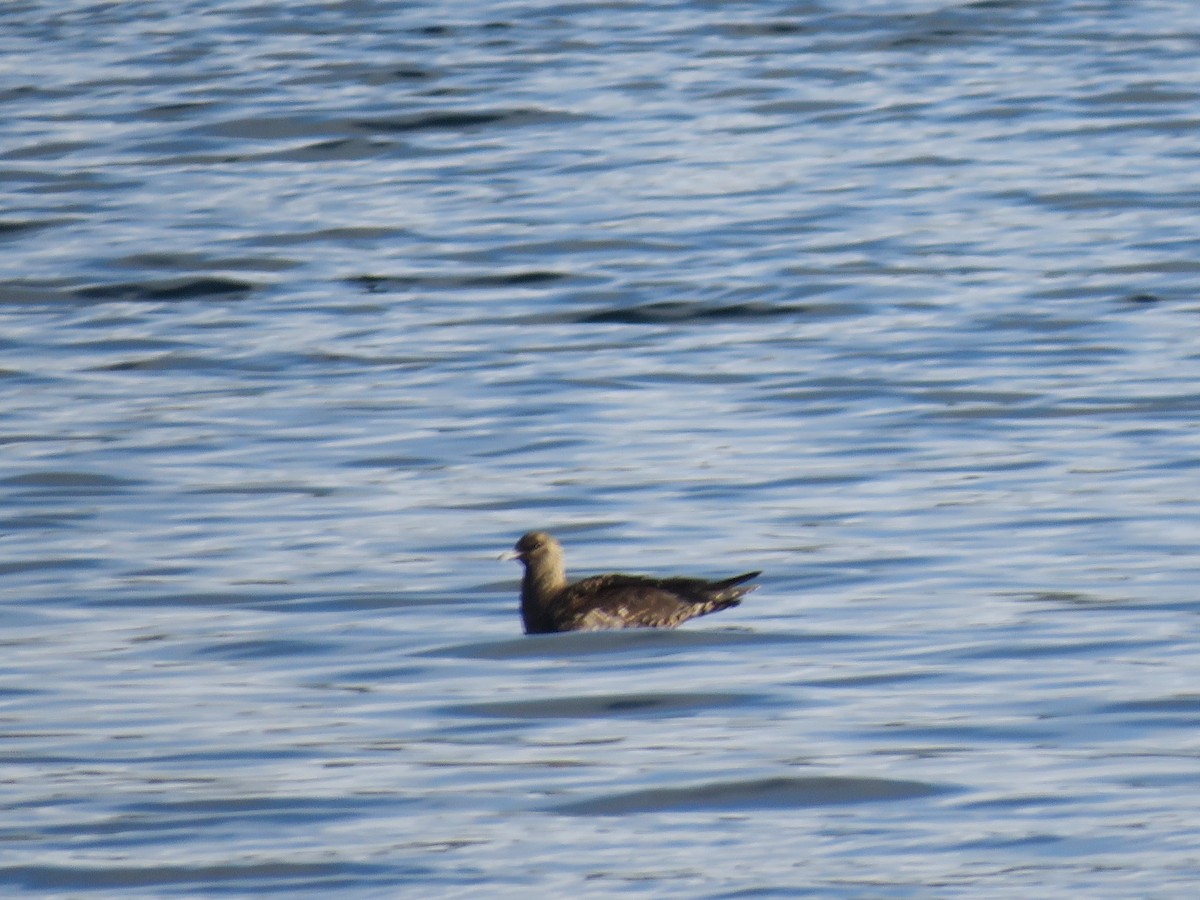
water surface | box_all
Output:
[3,1,1200,896]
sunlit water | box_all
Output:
[3,1,1200,896]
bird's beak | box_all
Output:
[498,549,521,562]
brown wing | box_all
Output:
[552,572,759,631]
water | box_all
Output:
[3,0,1200,895]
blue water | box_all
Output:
[3,1,1200,895]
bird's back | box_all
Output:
[549,571,759,632]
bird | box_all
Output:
[500,530,760,634]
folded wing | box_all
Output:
[553,571,760,631]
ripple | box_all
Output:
[0,861,398,893]
[193,638,336,661]
[1098,695,1200,722]
[551,775,951,815]
[446,691,770,721]
[355,107,576,133]
[425,628,833,659]
[567,300,815,325]
[0,558,103,577]
[350,270,568,292]
[73,277,256,303]
[1,472,142,494]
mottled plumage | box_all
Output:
[501,531,760,634]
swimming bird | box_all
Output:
[501,531,760,634]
